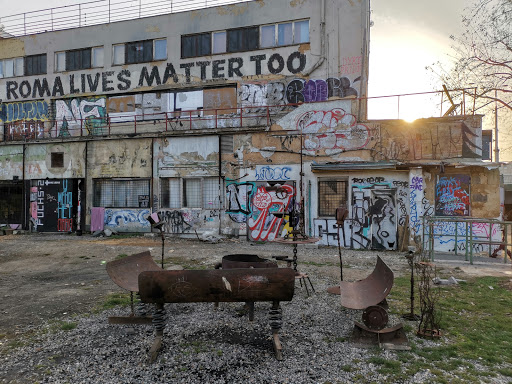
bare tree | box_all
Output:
[429,0,512,155]
[436,0,511,109]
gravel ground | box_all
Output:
[1,235,511,383]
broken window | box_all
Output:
[66,48,92,71]
[318,179,348,217]
[212,31,227,54]
[93,179,150,208]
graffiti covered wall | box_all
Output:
[104,208,151,232]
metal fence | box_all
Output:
[0,0,254,37]
[422,216,512,265]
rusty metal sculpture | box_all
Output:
[139,268,296,362]
[334,256,409,349]
[106,251,162,324]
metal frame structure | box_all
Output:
[422,216,512,265]
[1,88,477,143]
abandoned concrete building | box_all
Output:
[0,0,503,254]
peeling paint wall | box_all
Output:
[86,138,152,232]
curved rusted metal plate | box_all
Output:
[106,251,162,292]
[339,256,394,310]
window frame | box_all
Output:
[318,178,348,217]
[93,178,151,208]
[160,177,223,209]
[226,26,259,53]
[260,19,310,48]
[181,33,211,59]
[24,54,47,76]
[0,57,24,78]
[112,39,167,65]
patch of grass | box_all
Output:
[383,275,512,381]
[164,256,209,270]
[95,292,132,312]
[341,364,353,372]
[498,367,512,377]
[115,253,129,259]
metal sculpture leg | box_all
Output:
[269,301,283,361]
[149,303,166,363]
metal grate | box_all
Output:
[93,179,150,208]
[160,177,222,209]
[318,180,347,217]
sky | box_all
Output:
[0,0,469,121]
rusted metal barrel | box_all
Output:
[139,268,295,303]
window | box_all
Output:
[212,31,226,54]
[260,25,276,48]
[154,39,167,60]
[126,40,153,64]
[55,47,103,72]
[160,177,222,209]
[181,33,211,59]
[93,179,150,208]
[66,48,92,71]
[227,27,259,53]
[92,47,104,68]
[318,179,347,217]
[261,20,309,48]
[0,57,24,78]
[113,39,166,65]
[113,44,125,65]
[25,54,47,76]
[51,153,64,168]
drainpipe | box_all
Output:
[303,0,326,77]
[358,0,371,121]
[22,143,26,230]
[218,135,222,236]
[84,140,88,232]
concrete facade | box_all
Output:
[0,0,502,254]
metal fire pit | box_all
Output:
[217,254,278,320]
[106,251,162,324]
[221,254,278,269]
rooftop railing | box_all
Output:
[0,0,253,37]
[0,88,480,143]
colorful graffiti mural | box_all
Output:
[435,175,470,216]
[57,179,73,232]
[54,97,107,137]
[104,209,151,230]
[254,166,291,181]
[226,181,255,223]
[248,184,295,241]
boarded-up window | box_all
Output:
[203,87,237,115]
[435,175,470,216]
